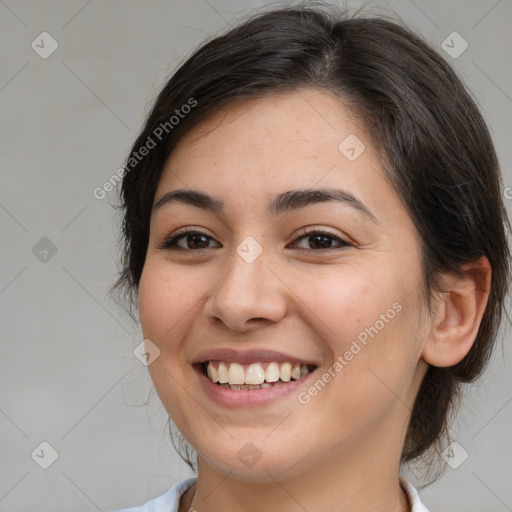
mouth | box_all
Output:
[199,360,317,390]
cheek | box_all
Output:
[290,265,380,349]
[298,303,421,450]
[292,263,422,396]
[299,255,423,354]
[138,265,195,422]
[138,261,197,340]
[138,267,171,339]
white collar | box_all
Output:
[112,476,430,511]
[400,477,431,511]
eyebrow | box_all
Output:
[153,187,378,223]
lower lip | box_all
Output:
[194,365,315,408]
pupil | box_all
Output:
[310,235,331,249]
[189,234,208,249]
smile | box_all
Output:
[202,361,315,390]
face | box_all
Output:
[138,88,430,481]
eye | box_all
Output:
[157,227,351,252]
[288,228,351,250]
[157,228,220,251]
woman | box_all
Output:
[111,3,510,511]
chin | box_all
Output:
[197,443,312,483]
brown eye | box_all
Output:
[158,230,220,251]
[290,229,351,250]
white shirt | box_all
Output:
[112,477,430,511]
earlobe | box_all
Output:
[421,256,492,368]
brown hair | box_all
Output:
[111,2,510,481]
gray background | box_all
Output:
[0,0,511,511]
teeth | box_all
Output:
[228,362,245,384]
[245,363,265,385]
[265,362,280,382]
[219,382,274,390]
[217,362,229,383]
[207,364,218,382]
[205,361,312,386]
[280,362,292,382]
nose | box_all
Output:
[202,242,288,333]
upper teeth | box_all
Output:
[206,361,310,385]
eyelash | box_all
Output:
[157,227,351,252]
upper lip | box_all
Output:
[191,348,319,367]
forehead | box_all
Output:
[159,89,382,194]
[172,89,365,149]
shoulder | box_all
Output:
[110,477,197,512]
[400,477,431,512]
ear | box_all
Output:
[421,256,492,367]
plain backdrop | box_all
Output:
[0,1,511,511]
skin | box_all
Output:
[138,88,491,512]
